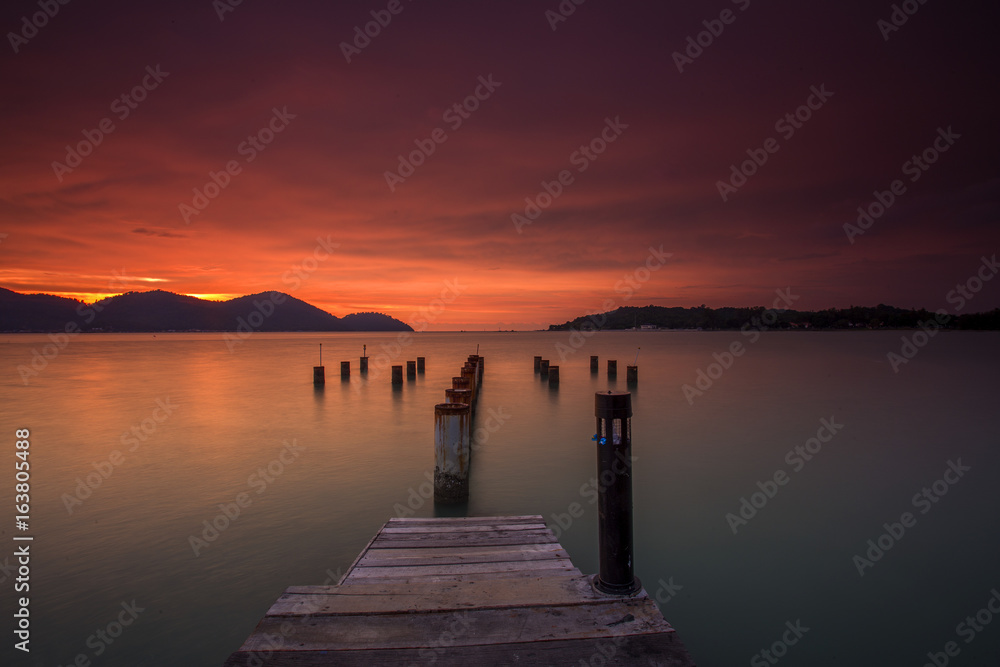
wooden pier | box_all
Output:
[224,515,695,665]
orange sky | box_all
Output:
[1,1,997,329]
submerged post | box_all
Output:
[591,355,599,373]
[341,361,350,378]
[434,402,471,503]
[417,356,425,373]
[627,365,638,383]
[534,355,542,371]
[549,365,560,384]
[360,356,369,373]
[540,359,549,378]
[594,391,640,596]
[407,360,416,379]
[607,360,617,377]
[391,365,403,385]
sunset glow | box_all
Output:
[1,1,997,329]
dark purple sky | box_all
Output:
[1,0,997,328]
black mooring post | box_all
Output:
[594,390,641,595]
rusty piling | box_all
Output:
[608,360,617,377]
[391,365,403,385]
[549,365,560,385]
[407,360,416,379]
[313,366,325,386]
[534,355,542,371]
[591,355,599,373]
[434,402,471,503]
[627,365,638,384]
[417,356,425,373]
[360,356,368,373]
[540,359,550,378]
[341,361,350,378]
[446,388,473,407]
[461,366,477,406]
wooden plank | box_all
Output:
[269,576,639,615]
[347,559,580,579]
[238,598,669,652]
[387,514,543,524]
[371,531,557,549]
[225,632,695,667]
[341,570,583,584]
[360,543,567,561]
[379,523,548,534]
[356,548,569,568]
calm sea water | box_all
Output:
[1,331,998,666]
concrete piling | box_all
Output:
[608,360,617,377]
[549,365,560,385]
[434,402,471,503]
[594,391,640,595]
[360,356,368,373]
[453,376,470,391]
[341,361,350,378]
[627,365,638,384]
[591,356,599,373]
[540,359,550,378]
[417,357,425,373]
[391,365,403,385]
[407,360,416,379]
[534,356,542,371]
[313,366,325,386]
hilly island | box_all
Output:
[0,288,412,333]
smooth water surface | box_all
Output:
[1,331,998,666]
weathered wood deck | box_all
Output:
[224,515,696,666]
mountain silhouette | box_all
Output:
[0,288,412,332]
